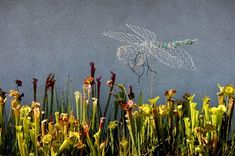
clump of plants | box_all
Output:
[0,63,235,156]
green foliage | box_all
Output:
[0,64,235,155]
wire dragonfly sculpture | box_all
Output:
[103,24,197,81]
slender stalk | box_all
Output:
[103,72,116,117]
[33,78,38,102]
[103,85,114,117]
[226,97,234,141]
[50,85,54,118]
[91,98,97,131]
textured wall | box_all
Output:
[0,0,235,105]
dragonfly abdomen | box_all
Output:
[160,39,197,49]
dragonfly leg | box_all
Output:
[128,63,145,83]
[128,51,146,82]
[145,58,157,78]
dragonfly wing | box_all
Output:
[116,45,132,63]
[168,48,195,70]
[125,24,156,41]
[102,31,144,44]
[117,45,147,68]
[149,47,183,69]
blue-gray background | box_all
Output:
[0,0,234,106]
